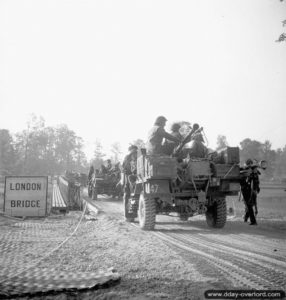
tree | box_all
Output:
[54,124,78,171]
[276,0,286,42]
[239,138,278,179]
[260,140,277,179]
[110,142,122,163]
[91,139,106,170]
[216,135,229,152]
[72,136,88,173]
[132,139,146,149]
[274,146,286,180]
[0,129,16,176]
[239,138,263,164]
[14,114,46,175]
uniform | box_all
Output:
[163,129,183,155]
[187,134,207,158]
[146,125,180,155]
[122,146,138,192]
[240,164,260,225]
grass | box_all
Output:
[227,186,286,220]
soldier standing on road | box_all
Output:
[88,165,94,182]
[146,116,180,155]
[122,145,138,192]
[240,159,260,225]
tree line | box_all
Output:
[0,116,286,182]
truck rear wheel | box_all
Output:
[138,193,156,230]
[206,197,227,228]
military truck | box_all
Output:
[123,145,242,230]
[88,168,121,200]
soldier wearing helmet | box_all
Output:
[163,122,183,155]
[122,145,138,175]
[240,158,261,225]
[122,145,138,193]
[106,159,113,173]
[170,123,183,139]
[146,116,180,155]
[187,123,207,158]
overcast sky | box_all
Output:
[0,0,285,160]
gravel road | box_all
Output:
[1,190,285,300]
[81,191,286,299]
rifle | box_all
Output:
[172,127,203,157]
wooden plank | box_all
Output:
[52,184,67,213]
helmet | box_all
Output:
[128,145,138,152]
[245,159,253,166]
[192,123,199,131]
[154,116,167,126]
[171,123,181,132]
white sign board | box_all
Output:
[4,176,48,217]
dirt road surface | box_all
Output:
[81,191,286,299]
[0,188,285,300]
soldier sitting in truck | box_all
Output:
[163,122,184,155]
[100,159,113,176]
[185,124,208,158]
[106,159,113,174]
[146,116,180,155]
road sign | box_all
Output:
[4,176,48,217]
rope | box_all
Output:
[0,201,87,284]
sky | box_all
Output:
[0,0,286,160]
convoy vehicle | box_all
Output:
[123,144,243,230]
[88,169,121,200]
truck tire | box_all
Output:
[179,214,189,221]
[92,188,98,200]
[138,192,156,230]
[179,207,189,221]
[123,190,136,222]
[205,197,227,228]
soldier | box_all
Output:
[122,145,138,192]
[240,159,260,225]
[163,122,184,155]
[88,165,95,182]
[106,159,112,173]
[146,116,180,155]
[122,145,138,175]
[187,123,208,158]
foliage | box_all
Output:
[90,139,106,170]
[276,0,286,42]
[239,138,280,179]
[216,135,229,151]
[132,139,146,149]
[110,142,122,163]
[1,115,88,176]
[1,114,286,181]
[0,129,16,176]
